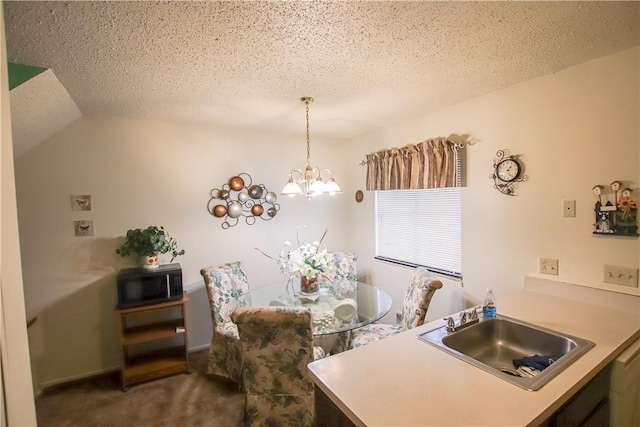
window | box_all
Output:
[375,187,461,278]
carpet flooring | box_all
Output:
[35,350,245,427]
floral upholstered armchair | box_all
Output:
[230,306,323,427]
[350,267,442,349]
[200,261,251,384]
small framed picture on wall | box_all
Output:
[74,220,95,237]
[71,195,92,211]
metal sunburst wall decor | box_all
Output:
[208,173,280,229]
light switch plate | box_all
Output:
[563,200,576,217]
[603,265,639,287]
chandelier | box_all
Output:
[281,97,341,199]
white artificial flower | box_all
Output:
[258,229,334,280]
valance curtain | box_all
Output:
[365,137,460,191]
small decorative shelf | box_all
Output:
[115,295,190,391]
[592,231,638,237]
[592,182,637,237]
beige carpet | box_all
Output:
[35,350,245,427]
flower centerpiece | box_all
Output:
[258,229,335,295]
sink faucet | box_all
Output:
[444,307,480,332]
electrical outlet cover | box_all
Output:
[395,310,403,324]
[540,258,559,275]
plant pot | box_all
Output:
[142,252,159,269]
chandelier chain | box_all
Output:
[305,99,311,168]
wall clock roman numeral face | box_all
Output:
[490,150,528,195]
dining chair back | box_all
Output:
[399,267,443,331]
[331,252,358,282]
[350,267,442,349]
[230,306,318,427]
[200,261,251,384]
[317,252,357,287]
[319,252,358,354]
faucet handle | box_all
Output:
[459,311,468,324]
[468,308,478,321]
[444,316,455,330]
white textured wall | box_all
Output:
[348,47,640,324]
[14,117,352,388]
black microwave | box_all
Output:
[116,263,183,308]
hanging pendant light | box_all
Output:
[281,97,341,199]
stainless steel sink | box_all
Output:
[418,313,595,391]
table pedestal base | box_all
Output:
[314,334,338,354]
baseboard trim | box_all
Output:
[39,365,121,391]
[38,345,211,391]
[184,279,205,293]
[189,343,210,352]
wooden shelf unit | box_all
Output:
[115,295,190,391]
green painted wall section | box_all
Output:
[8,62,47,90]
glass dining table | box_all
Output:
[244,279,393,353]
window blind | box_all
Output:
[375,188,461,277]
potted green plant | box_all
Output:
[116,226,185,269]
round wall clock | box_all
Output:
[490,150,528,195]
[496,158,521,182]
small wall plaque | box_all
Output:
[71,195,92,211]
[74,220,95,237]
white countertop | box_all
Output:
[308,278,640,427]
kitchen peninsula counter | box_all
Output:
[307,277,640,426]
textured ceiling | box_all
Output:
[3,1,639,139]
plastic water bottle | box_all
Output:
[482,288,497,318]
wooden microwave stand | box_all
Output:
[115,294,190,391]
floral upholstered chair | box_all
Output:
[319,252,358,289]
[350,267,442,349]
[230,306,324,427]
[319,252,358,354]
[200,261,251,384]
